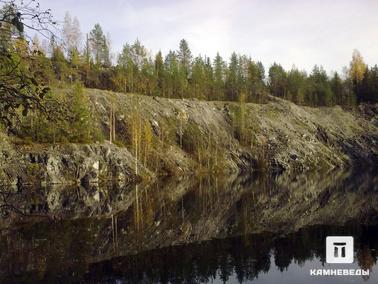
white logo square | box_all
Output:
[326,236,354,263]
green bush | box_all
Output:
[18,84,104,144]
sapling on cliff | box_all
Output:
[108,101,116,143]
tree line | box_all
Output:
[28,12,376,106]
[3,9,378,110]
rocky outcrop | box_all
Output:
[0,89,377,185]
[0,141,152,187]
[88,89,378,174]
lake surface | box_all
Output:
[0,168,377,283]
[87,224,378,284]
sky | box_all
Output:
[36,0,378,74]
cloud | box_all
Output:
[37,0,378,73]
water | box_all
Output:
[87,224,378,283]
[0,168,377,283]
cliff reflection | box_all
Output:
[85,225,378,284]
[0,168,377,283]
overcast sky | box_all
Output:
[37,0,378,74]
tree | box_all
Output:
[225,52,240,101]
[349,49,367,103]
[116,39,151,94]
[238,55,249,95]
[330,72,343,105]
[191,55,206,99]
[117,43,135,92]
[154,50,164,96]
[130,39,147,69]
[129,39,148,92]
[360,65,378,103]
[203,56,214,100]
[177,38,192,76]
[268,63,287,98]
[0,0,57,133]
[140,56,155,96]
[103,32,112,67]
[62,11,82,53]
[349,49,366,84]
[89,23,110,67]
[50,36,70,81]
[247,60,266,102]
[0,3,15,46]
[287,67,307,104]
[177,39,192,98]
[69,83,95,142]
[62,11,82,78]
[213,52,226,100]
[306,65,333,106]
[30,35,54,84]
[164,50,180,98]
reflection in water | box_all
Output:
[0,168,377,283]
[87,225,378,284]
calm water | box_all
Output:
[0,168,377,283]
[87,224,378,284]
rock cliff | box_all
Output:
[0,89,377,186]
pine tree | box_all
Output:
[118,43,135,92]
[268,63,287,98]
[130,39,147,70]
[164,50,179,98]
[287,67,307,105]
[213,53,226,100]
[203,56,214,100]
[330,72,343,105]
[140,57,155,96]
[225,52,239,101]
[177,39,192,98]
[154,51,165,96]
[247,60,266,102]
[191,56,206,99]
[69,83,94,142]
[306,65,333,106]
[360,66,378,103]
[89,23,110,67]
[177,39,192,76]
[50,37,70,81]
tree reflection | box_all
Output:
[0,168,377,283]
[83,225,378,283]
